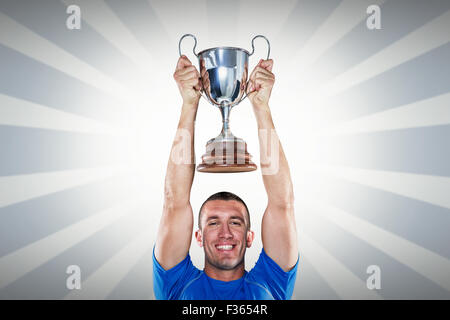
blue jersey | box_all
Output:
[153,247,298,300]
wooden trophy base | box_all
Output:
[197,137,257,173]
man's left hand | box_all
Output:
[247,59,275,108]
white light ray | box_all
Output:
[0,11,131,100]
[323,93,450,135]
[0,166,126,208]
[62,0,155,73]
[236,0,298,48]
[321,10,450,98]
[293,0,386,72]
[64,228,153,300]
[311,202,450,292]
[0,199,142,289]
[299,232,383,299]
[149,0,209,46]
[315,165,450,209]
[0,94,117,135]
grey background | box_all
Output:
[0,0,449,299]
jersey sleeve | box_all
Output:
[152,246,201,300]
[247,248,299,300]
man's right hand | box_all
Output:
[173,55,202,106]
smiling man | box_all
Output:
[153,56,299,300]
[196,192,254,280]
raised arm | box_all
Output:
[248,59,298,271]
[155,56,201,270]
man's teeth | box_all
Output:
[217,245,233,250]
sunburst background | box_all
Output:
[0,0,449,300]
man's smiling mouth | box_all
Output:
[215,244,236,251]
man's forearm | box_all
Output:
[255,104,294,207]
[164,102,198,207]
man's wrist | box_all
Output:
[252,103,273,127]
[252,102,270,113]
[182,101,199,110]
[178,102,199,128]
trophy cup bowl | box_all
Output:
[179,34,270,173]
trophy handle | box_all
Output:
[236,35,271,106]
[178,33,199,57]
[249,35,271,59]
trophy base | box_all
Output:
[197,163,257,173]
[197,136,257,173]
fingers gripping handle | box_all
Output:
[240,35,271,104]
[178,34,209,103]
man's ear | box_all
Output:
[246,230,255,248]
[195,229,203,247]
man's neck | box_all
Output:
[204,262,245,282]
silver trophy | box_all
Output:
[178,34,270,173]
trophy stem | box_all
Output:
[219,103,233,139]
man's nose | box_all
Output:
[218,223,233,239]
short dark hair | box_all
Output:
[198,191,250,230]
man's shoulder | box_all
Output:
[177,270,205,297]
[243,273,274,297]
[249,247,298,274]
[153,249,204,300]
[245,248,299,300]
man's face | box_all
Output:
[196,200,254,271]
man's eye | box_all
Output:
[208,222,217,226]
[231,221,241,225]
